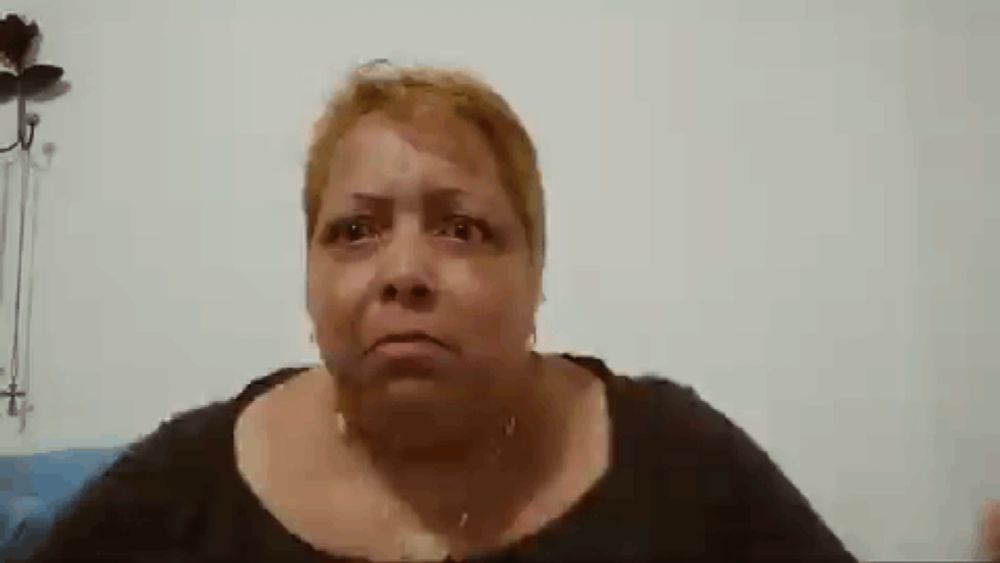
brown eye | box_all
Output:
[345,221,371,242]
[439,216,490,243]
[327,216,378,245]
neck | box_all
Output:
[335,356,563,542]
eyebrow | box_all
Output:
[348,192,391,205]
[423,185,468,205]
[345,185,475,206]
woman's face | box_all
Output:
[306,107,539,436]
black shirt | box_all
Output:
[26,355,858,562]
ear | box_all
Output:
[304,248,316,317]
[530,271,546,310]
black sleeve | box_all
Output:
[692,389,859,562]
[24,404,226,562]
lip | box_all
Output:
[366,331,452,355]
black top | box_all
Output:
[26,355,858,562]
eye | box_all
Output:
[438,215,491,243]
[325,216,379,246]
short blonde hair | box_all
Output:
[303,60,546,273]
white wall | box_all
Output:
[0,0,997,559]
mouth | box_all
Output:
[367,331,452,355]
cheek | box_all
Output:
[307,257,372,345]
[445,259,536,346]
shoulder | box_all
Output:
[92,362,314,492]
[557,353,733,450]
[90,399,235,496]
[612,374,802,496]
[25,366,311,561]
[83,364,312,501]
[23,401,232,560]
[610,372,737,446]
[610,371,790,498]
[117,399,234,476]
[608,372,857,561]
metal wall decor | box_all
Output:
[0,13,68,428]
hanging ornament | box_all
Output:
[0,13,67,426]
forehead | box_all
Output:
[328,108,500,189]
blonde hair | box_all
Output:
[303,60,546,273]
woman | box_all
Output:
[27,62,858,562]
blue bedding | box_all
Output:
[0,447,124,560]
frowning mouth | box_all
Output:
[366,331,452,355]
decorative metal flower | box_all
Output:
[0,13,67,152]
[0,13,39,69]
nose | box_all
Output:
[382,275,432,305]
[377,228,436,309]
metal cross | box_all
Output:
[0,368,26,416]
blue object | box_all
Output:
[0,446,125,560]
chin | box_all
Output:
[360,386,484,455]
[355,372,489,448]
[334,351,506,449]
[374,374,454,404]
[372,357,476,401]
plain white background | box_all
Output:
[0,1,997,559]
